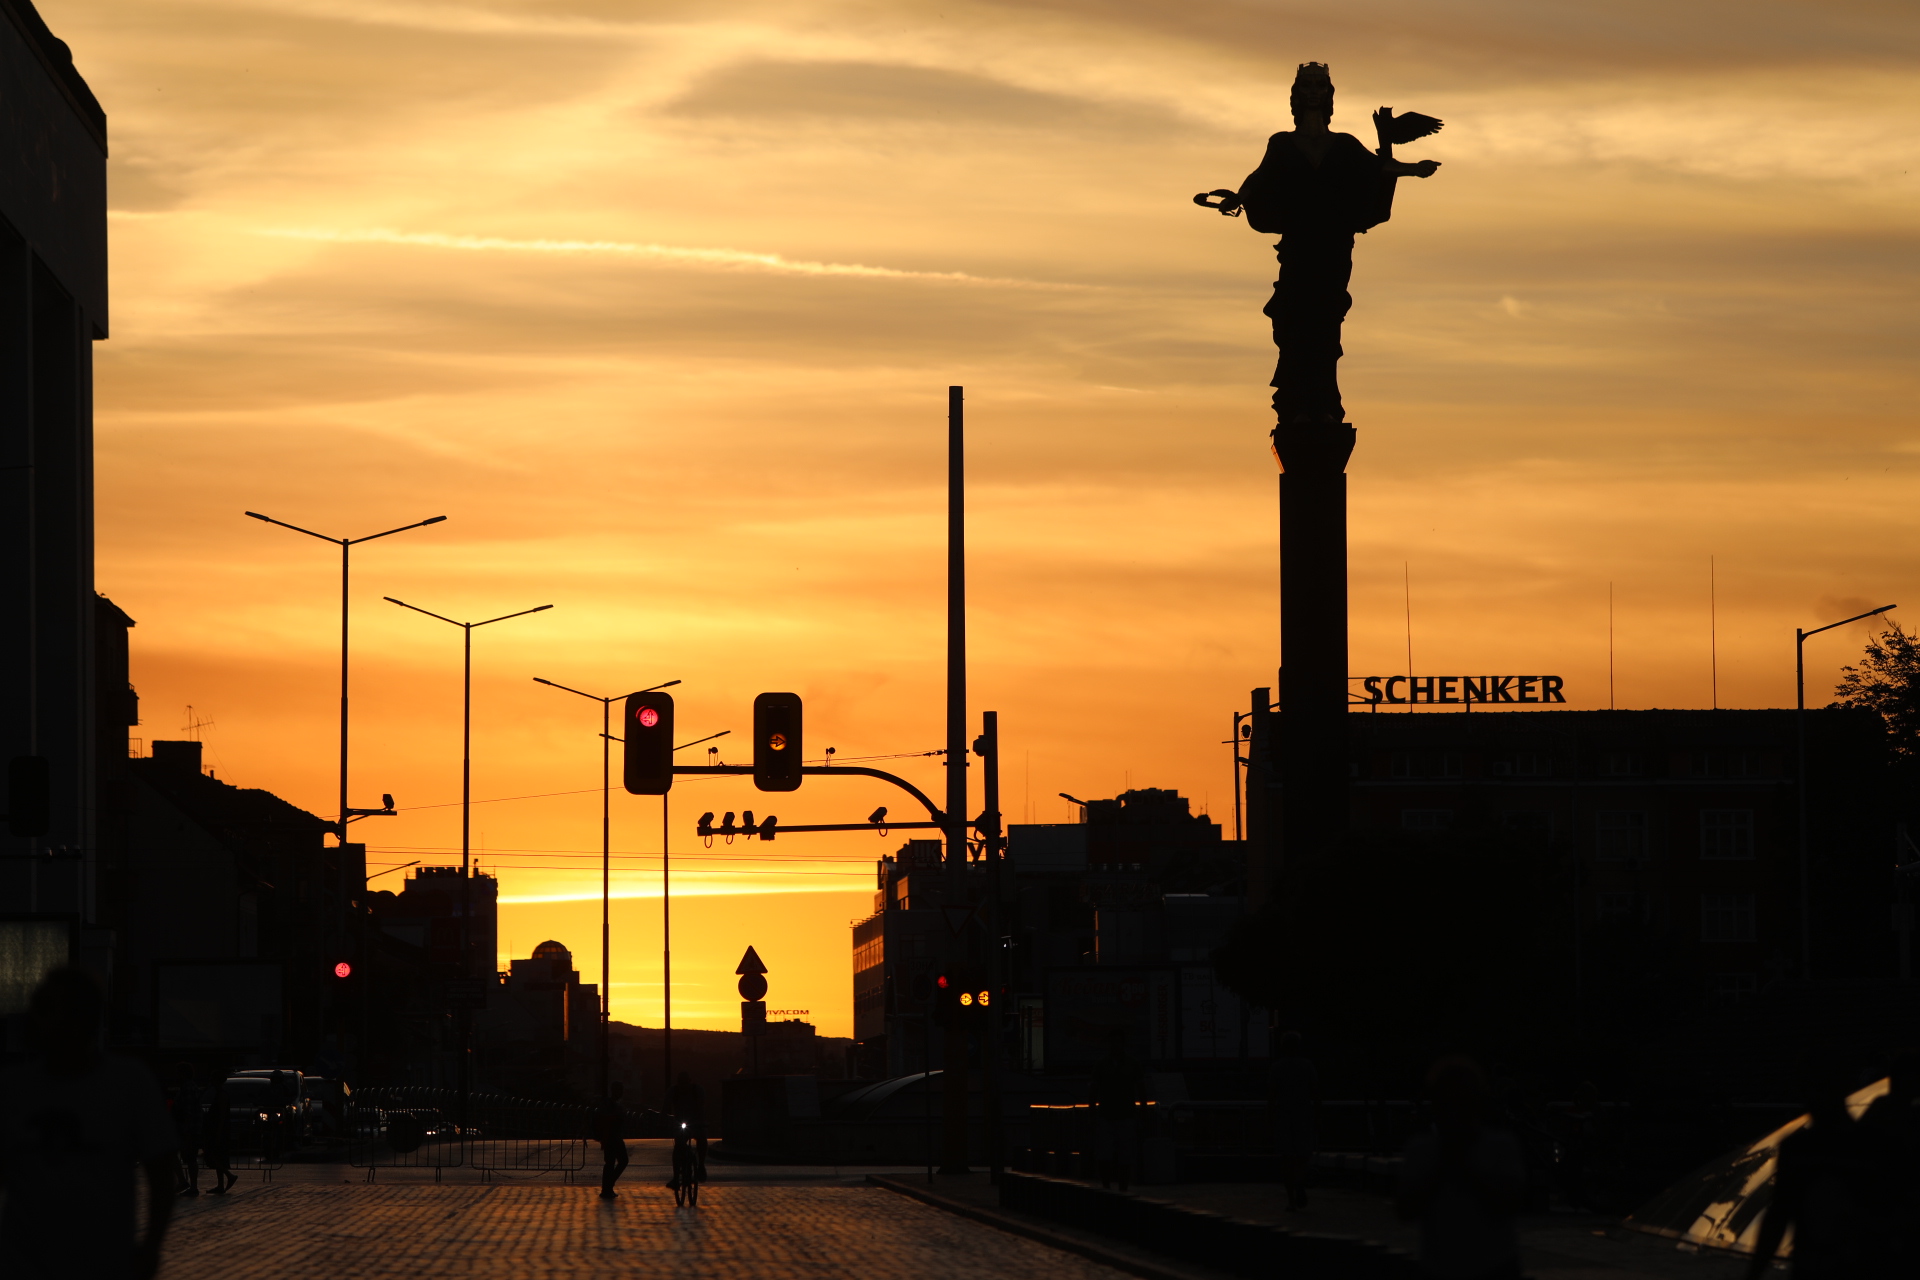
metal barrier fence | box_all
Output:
[346,1088,599,1183]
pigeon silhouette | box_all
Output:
[1373,107,1443,150]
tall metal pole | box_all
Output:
[941,385,971,1174]
[1791,603,1895,985]
[383,595,550,1106]
[339,540,351,844]
[601,697,611,1100]
[460,622,473,1115]
[1797,628,1808,982]
[980,710,1004,1183]
[663,791,672,1107]
[946,385,967,866]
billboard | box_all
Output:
[1044,967,1175,1066]
[155,962,282,1049]
[0,919,74,1016]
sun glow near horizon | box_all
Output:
[63,0,1920,1036]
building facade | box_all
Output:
[1339,707,1897,1019]
[851,789,1263,1080]
[0,0,111,1027]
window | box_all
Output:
[1491,753,1549,777]
[1706,972,1758,1009]
[1700,809,1755,860]
[1402,809,1453,830]
[1594,810,1648,861]
[1595,891,1644,925]
[1691,751,1760,778]
[1701,893,1756,943]
[1603,752,1637,776]
[1501,811,1552,833]
[1391,750,1462,779]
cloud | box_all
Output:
[255,226,1089,288]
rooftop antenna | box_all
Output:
[1403,562,1414,713]
[1608,583,1616,710]
[1710,556,1718,710]
[183,705,215,742]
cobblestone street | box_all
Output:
[155,1174,1133,1279]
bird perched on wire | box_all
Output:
[1372,107,1442,159]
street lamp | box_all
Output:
[243,511,446,842]
[385,596,552,1108]
[1795,602,1895,981]
[532,675,681,1100]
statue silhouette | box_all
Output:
[1196,63,1441,425]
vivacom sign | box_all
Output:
[1356,675,1566,706]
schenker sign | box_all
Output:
[1356,675,1566,706]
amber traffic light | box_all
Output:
[752,692,802,792]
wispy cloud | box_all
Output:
[499,881,867,904]
[258,227,1084,289]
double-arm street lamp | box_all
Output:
[532,675,681,1099]
[386,597,552,1106]
[244,511,447,843]
[1795,602,1895,981]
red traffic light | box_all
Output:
[333,961,352,979]
[637,706,660,728]
[936,974,949,988]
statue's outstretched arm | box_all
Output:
[1193,188,1244,216]
[1384,158,1440,178]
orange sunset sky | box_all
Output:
[51,0,1920,1036]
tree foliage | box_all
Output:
[1831,625,1920,756]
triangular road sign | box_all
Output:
[735,945,767,976]
[940,904,977,936]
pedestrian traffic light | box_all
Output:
[752,692,802,792]
[933,969,990,1020]
[623,691,675,794]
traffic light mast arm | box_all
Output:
[671,763,947,824]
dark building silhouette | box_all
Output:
[374,864,498,975]
[1340,707,1896,1013]
[0,0,111,1023]
[472,939,598,1096]
[853,789,1257,1079]
[1239,702,1915,1094]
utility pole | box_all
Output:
[978,711,1004,1183]
[941,384,971,1174]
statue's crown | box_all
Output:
[1290,62,1333,115]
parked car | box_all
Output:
[231,1069,308,1141]
[223,1076,299,1152]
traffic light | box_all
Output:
[934,969,990,1020]
[752,692,802,792]
[623,691,675,794]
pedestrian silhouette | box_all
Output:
[1857,1048,1919,1273]
[597,1082,628,1199]
[1397,1056,1526,1280]
[201,1077,236,1194]
[1089,1031,1146,1191]
[669,1072,707,1170]
[1745,1060,1872,1279]
[1267,1031,1317,1210]
[1554,1081,1610,1212]
[170,1063,203,1197]
[670,1117,701,1207]
[0,967,178,1278]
